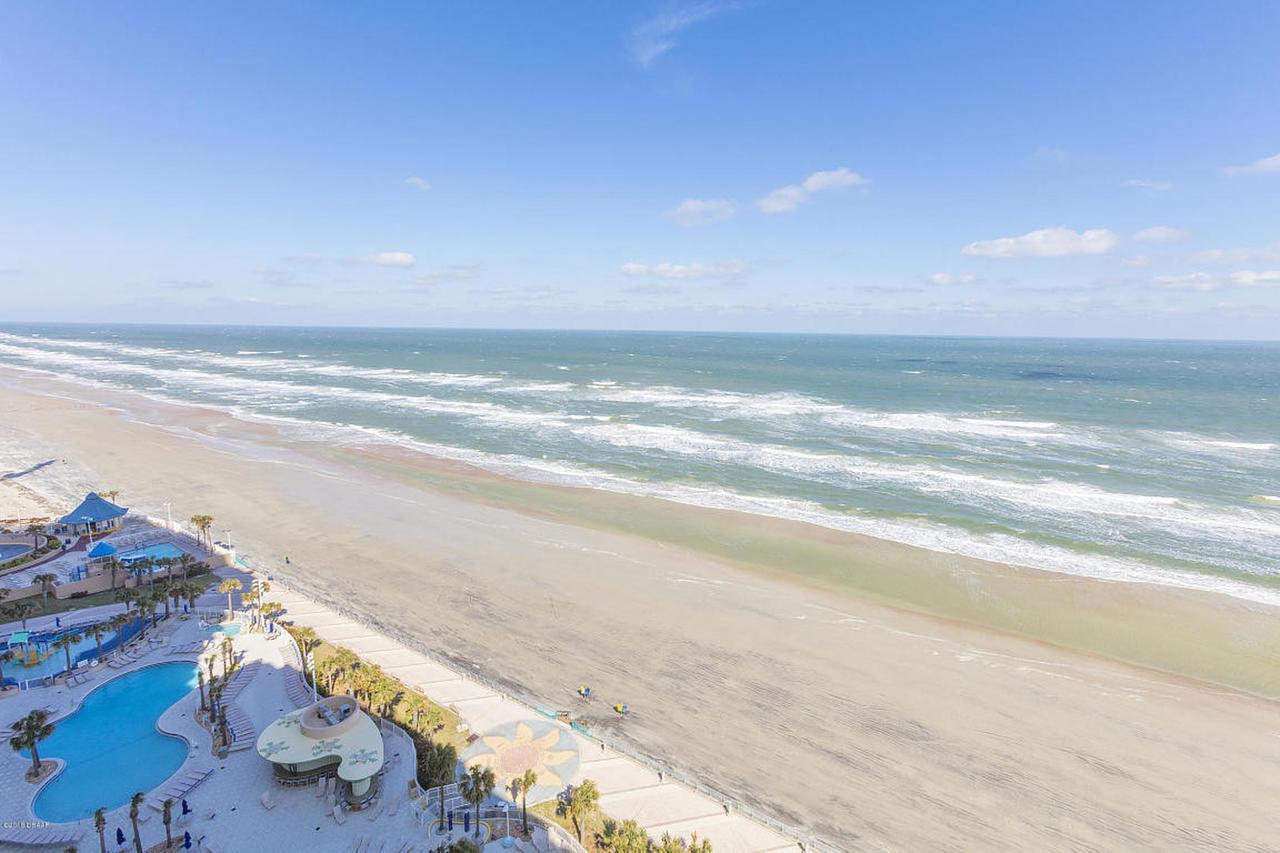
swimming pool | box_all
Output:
[28,662,198,822]
[2,621,136,685]
[208,622,241,636]
[0,542,33,561]
[118,542,186,567]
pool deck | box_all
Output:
[0,595,568,851]
[0,555,802,852]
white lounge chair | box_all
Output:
[260,789,276,810]
[333,803,347,825]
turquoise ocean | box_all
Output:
[1,325,1277,604]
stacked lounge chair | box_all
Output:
[150,765,215,809]
[0,824,83,846]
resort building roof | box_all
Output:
[256,695,384,787]
[59,492,128,526]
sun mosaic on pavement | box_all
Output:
[461,719,581,805]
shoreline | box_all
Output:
[4,371,1280,849]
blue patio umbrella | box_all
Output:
[116,827,126,845]
[448,810,454,831]
[183,831,193,849]
[182,798,191,815]
[464,812,471,833]
[55,616,61,628]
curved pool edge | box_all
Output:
[22,659,208,827]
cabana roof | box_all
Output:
[59,492,128,526]
[88,541,118,558]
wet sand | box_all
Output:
[2,372,1279,851]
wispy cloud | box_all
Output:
[1121,178,1172,193]
[666,198,736,226]
[1134,225,1189,243]
[627,2,737,67]
[1230,270,1280,286]
[756,167,866,214]
[927,272,977,285]
[367,252,416,268]
[415,263,481,285]
[620,261,744,280]
[1223,152,1280,176]
[1192,242,1280,264]
[962,227,1118,258]
[1153,272,1222,291]
[404,176,432,191]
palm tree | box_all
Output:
[220,636,235,675]
[52,631,83,680]
[161,798,174,849]
[0,649,12,691]
[197,668,207,713]
[558,779,600,843]
[10,600,36,630]
[105,557,122,591]
[33,572,57,606]
[458,764,496,839]
[129,792,144,853]
[190,514,214,548]
[26,522,45,544]
[326,647,358,694]
[159,578,175,619]
[107,613,129,657]
[217,578,242,618]
[134,594,156,639]
[600,819,649,853]
[176,553,195,579]
[517,768,538,835]
[654,832,712,852]
[10,709,55,777]
[87,621,108,661]
[99,489,121,502]
[94,807,107,853]
[115,586,138,613]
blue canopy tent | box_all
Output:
[59,492,128,537]
[87,541,118,559]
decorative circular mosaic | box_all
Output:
[460,719,581,805]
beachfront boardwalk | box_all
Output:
[235,566,805,853]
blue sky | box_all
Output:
[1,1,1278,337]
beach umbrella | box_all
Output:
[55,617,61,628]
[448,810,454,831]
[183,831,193,849]
[116,827,126,846]
[182,798,191,815]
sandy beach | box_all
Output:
[3,371,1280,851]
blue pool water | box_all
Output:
[29,662,198,822]
[208,622,240,636]
[2,621,136,685]
[0,543,33,560]
[118,542,186,566]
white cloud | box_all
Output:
[1224,152,1280,176]
[1121,178,1172,192]
[404,176,432,191]
[1134,225,1189,243]
[666,198,736,226]
[1123,255,1152,268]
[368,252,416,268]
[1192,242,1280,264]
[756,167,866,214]
[627,1,735,67]
[962,227,1119,258]
[620,261,744,280]
[1230,270,1280,287]
[1153,272,1222,291]
[928,272,977,285]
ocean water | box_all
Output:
[2,325,1278,604]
